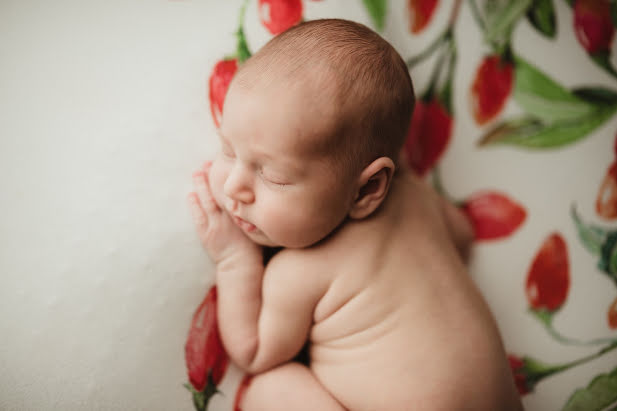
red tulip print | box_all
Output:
[508,355,531,396]
[209,59,238,128]
[233,375,253,411]
[258,0,303,35]
[526,233,570,312]
[408,0,439,34]
[185,286,229,392]
[596,161,617,219]
[460,191,527,241]
[573,0,615,54]
[608,296,617,329]
[470,55,514,125]
[403,99,453,176]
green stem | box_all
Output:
[448,0,463,27]
[407,0,461,69]
[235,0,252,63]
[406,29,450,69]
[544,341,617,377]
[439,40,457,114]
[423,41,451,101]
[467,0,485,32]
[532,309,617,347]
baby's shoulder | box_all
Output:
[265,246,336,294]
[268,245,333,274]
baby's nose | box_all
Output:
[223,166,255,204]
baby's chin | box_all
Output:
[248,231,311,249]
[245,230,281,248]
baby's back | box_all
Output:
[302,172,521,410]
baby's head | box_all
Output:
[209,19,414,248]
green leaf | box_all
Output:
[361,0,386,31]
[573,87,617,105]
[514,56,598,123]
[479,105,617,148]
[183,374,220,411]
[236,27,251,63]
[570,205,608,256]
[526,0,556,38]
[485,0,533,44]
[611,0,617,28]
[563,366,617,411]
[591,51,617,81]
[478,116,543,146]
[599,231,617,284]
[235,0,252,63]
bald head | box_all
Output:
[231,19,414,175]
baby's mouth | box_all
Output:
[232,215,257,233]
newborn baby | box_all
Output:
[188,18,522,411]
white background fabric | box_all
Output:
[1,1,616,410]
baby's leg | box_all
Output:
[440,196,474,263]
[240,363,346,411]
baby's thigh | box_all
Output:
[241,362,345,411]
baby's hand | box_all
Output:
[188,162,262,267]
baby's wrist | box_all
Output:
[215,248,263,272]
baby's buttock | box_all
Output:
[308,282,438,410]
[310,331,416,411]
[306,263,508,411]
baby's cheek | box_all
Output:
[208,159,228,208]
[262,201,314,246]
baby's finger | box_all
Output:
[192,171,219,214]
[202,161,213,173]
[187,192,208,229]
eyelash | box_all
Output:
[259,170,288,187]
[222,153,288,187]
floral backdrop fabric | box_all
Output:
[185,1,617,410]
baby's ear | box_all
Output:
[349,157,395,220]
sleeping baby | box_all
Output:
[188,18,523,411]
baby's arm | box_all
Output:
[188,164,324,375]
[217,249,323,375]
[243,249,327,373]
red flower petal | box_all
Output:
[209,59,238,129]
[596,161,617,219]
[507,355,531,396]
[233,374,254,411]
[608,296,617,329]
[408,0,439,34]
[573,0,615,54]
[404,99,453,176]
[461,191,526,241]
[258,0,303,35]
[470,55,514,125]
[525,233,570,312]
[185,286,229,391]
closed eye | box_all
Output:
[259,170,290,187]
